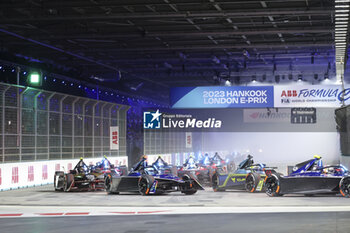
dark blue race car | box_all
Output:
[105,156,204,195]
[265,155,350,197]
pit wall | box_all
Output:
[0,156,128,191]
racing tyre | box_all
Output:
[339,176,350,198]
[245,173,260,193]
[212,172,225,192]
[265,174,282,197]
[181,174,198,195]
[54,171,64,191]
[63,174,74,192]
[138,174,155,195]
[104,174,119,194]
[182,190,197,195]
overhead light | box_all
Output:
[336,5,350,7]
[336,17,349,21]
[335,28,348,31]
[336,9,350,12]
[335,21,348,24]
[335,0,350,3]
[28,72,41,86]
[335,24,348,27]
[336,14,349,17]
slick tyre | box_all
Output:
[105,174,119,194]
[245,173,261,193]
[181,174,198,195]
[64,174,74,192]
[54,171,64,191]
[138,174,155,196]
[182,190,197,195]
[339,176,350,198]
[212,172,225,192]
[265,174,282,197]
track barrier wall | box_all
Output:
[0,156,128,191]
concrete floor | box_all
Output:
[1,185,350,233]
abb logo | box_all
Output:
[28,166,34,182]
[112,131,118,145]
[12,167,19,184]
[55,164,60,171]
[42,165,48,180]
[187,136,191,144]
[115,158,126,166]
[281,90,297,97]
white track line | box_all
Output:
[0,205,350,218]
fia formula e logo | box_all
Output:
[143,110,162,129]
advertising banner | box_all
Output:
[171,85,350,109]
[185,132,192,148]
[291,108,316,124]
[170,86,274,108]
[243,108,290,123]
[0,157,128,191]
[274,85,350,108]
[110,126,119,150]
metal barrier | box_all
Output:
[0,83,129,163]
[144,131,196,155]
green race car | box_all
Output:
[212,155,269,192]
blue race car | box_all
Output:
[264,155,350,197]
[105,156,204,195]
[212,155,268,192]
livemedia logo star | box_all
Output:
[143,110,162,129]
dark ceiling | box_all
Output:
[0,0,338,100]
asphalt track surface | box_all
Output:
[1,185,350,233]
[1,212,350,233]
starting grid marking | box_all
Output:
[0,210,172,218]
[1,206,350,218]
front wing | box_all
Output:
[278,176,341,195]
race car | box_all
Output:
[211,155,268,192]
[178,152,230,186]
[177,154,212,185]
[54,156,126,192]
[264,155,350,197]
[105,156,204,195]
